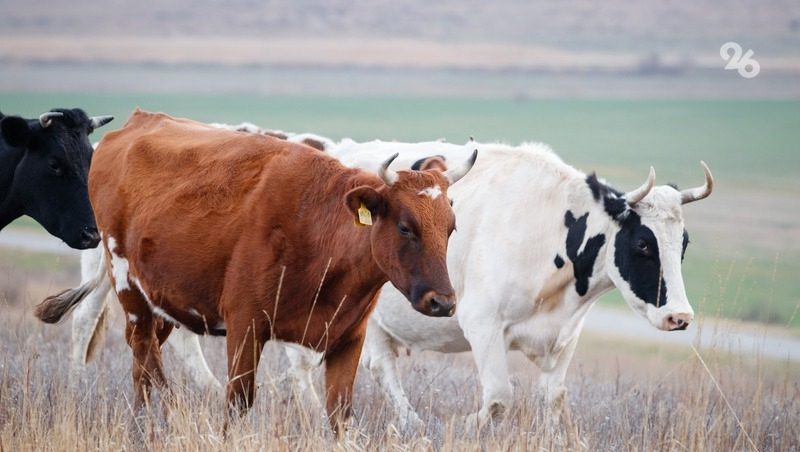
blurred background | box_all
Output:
[1,0,798,351]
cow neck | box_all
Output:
[303,169,388,300]
[580,210,618,303]
[0,144,24,227]
[558,193,618,310]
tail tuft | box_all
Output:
[34,285,91,324]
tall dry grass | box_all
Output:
[1,260,798,451]
[1,297,797,452]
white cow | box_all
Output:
[70,137,713,430]
[209,122,337,152]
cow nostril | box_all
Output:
[667,314,690,331]
[428,298,442,315]
[81,227,100,245]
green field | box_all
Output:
[2,92,799,328]
[2,93,799,186]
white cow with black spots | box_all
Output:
[69,137,713,430]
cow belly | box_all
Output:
[506,311,587,371]
[373,285,470,353]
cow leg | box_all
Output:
[461,317,513,428]
[324,333,366,432]
[165,327,222,392]
[536,333,579,422]
[70,277,111,372]
[225,320,266,424]
[284,345,323,408]
[360,317,423,431]
[122,302,172,414]
[71,247,112,375]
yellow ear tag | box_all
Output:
[357,203,373,226]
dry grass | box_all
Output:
[1,284,798,452]
[0,254,798,450]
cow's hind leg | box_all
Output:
[120,290,173,414]
[284,344,323,408]
[166,327,222,393]
[71,247,113,376]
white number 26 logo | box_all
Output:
[720,42,760,79]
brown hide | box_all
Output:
[89,109,458,425]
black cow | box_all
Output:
[0,108,113,249]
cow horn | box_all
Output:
[39,112,64,128]
[445,149,478,185]
[624,166,656,205]
[378,153,400,186]
[90,115,114,129]
[680,161,714,205]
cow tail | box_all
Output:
[34,250,107,324]
[84,304,108,363]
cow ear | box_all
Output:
[1,117,32,148]
[419,156,448,173]
[345,186,386,222]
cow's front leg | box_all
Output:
[536,333,580,423]
[461,316,513,428]
[224,319,266,431]
[324,333,366,433]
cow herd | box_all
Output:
[1,106,713,435]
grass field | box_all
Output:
[2,92,798,328]
[2,93,799,187]
[1,286,798,451]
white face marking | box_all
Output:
[127,312,138,323]
[418,185,442,200]
[106,236,130,292]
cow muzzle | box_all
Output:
[412,290,456,317]
[662,312,693,331]
[78,226,101,249]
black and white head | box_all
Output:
[0,108,113,249]
[591,163,714,331]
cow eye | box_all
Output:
[398,223,413,238]
[636,239,650,254]
[48,159,63,176]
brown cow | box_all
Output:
[35,109,477,429]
